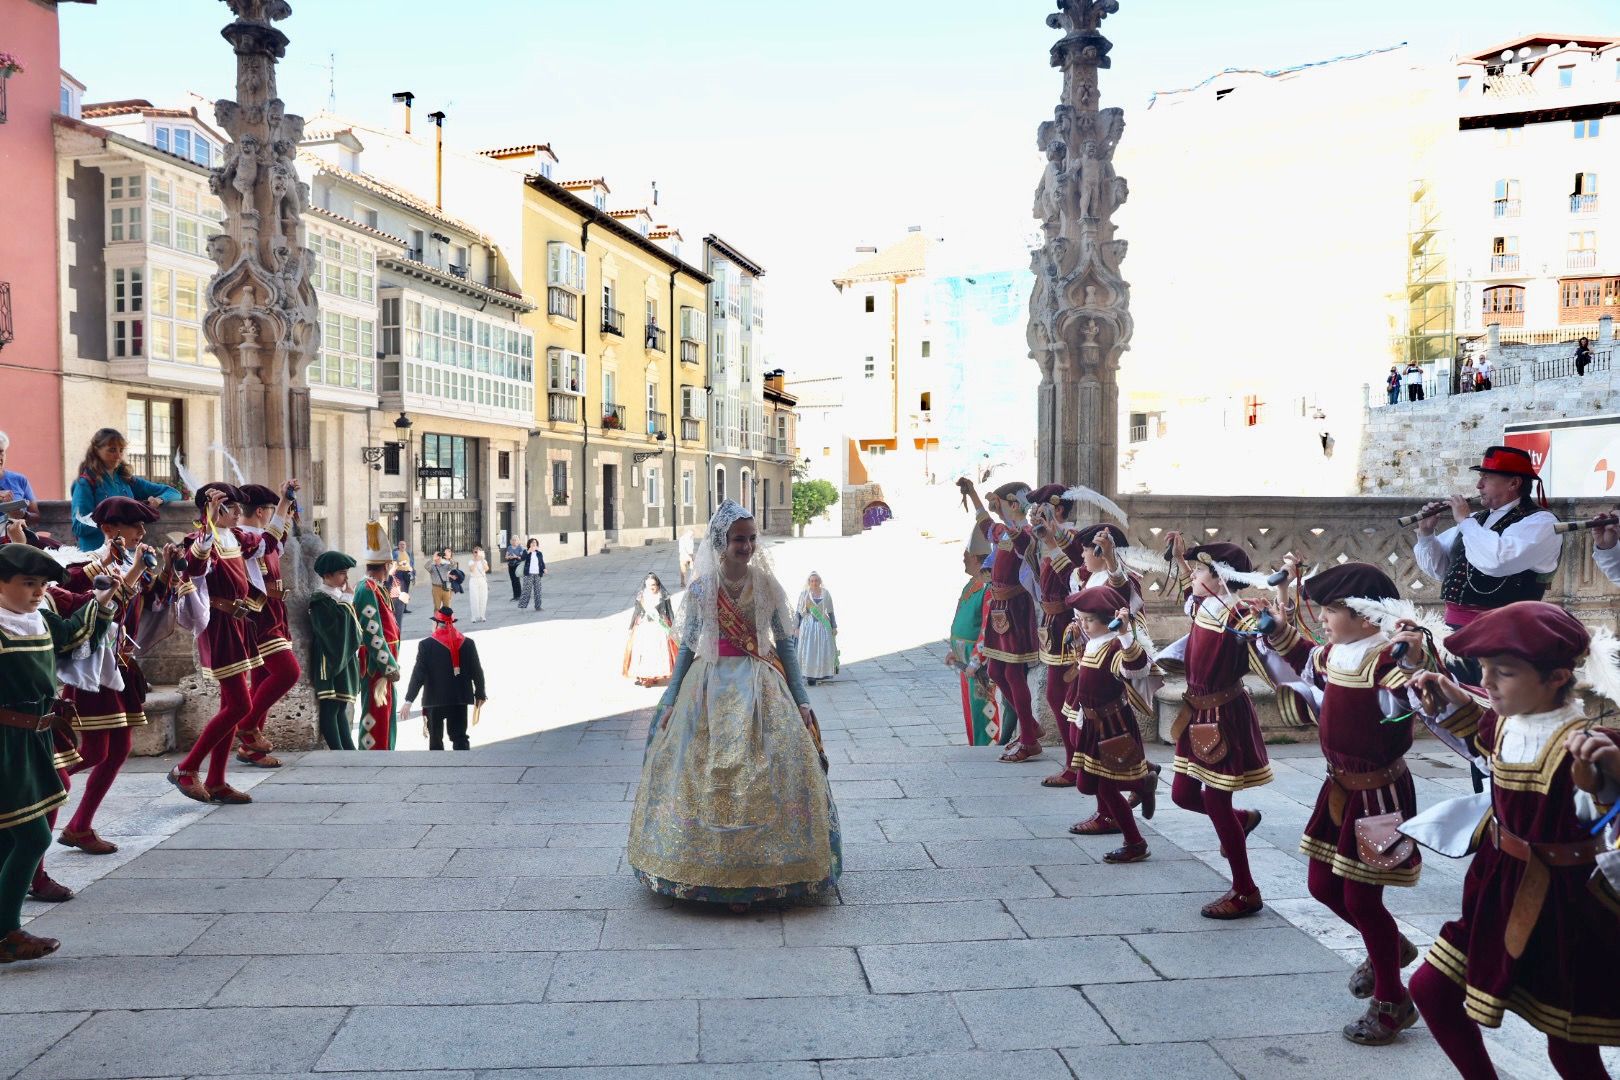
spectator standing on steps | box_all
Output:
[1476,357,1493,391]
[402,607,486,751]
[1576,335,1593,377]
[1403,362,1425,402]
[1385,367,1401,405]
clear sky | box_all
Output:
[60,0,1613,377]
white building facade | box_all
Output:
[297,137,536,559]
[53,101,385,555]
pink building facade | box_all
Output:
[0,0,72,497]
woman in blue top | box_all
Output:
[69,428,183,550]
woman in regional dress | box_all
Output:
[628,501,841,910]
[623,573,678,686]
[795,572,839,684]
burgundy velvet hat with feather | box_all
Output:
[1185,542,1252,576]
[1074,523,1129,548]
[192,482,245,511]
[237,484,281,509]
[1066,584,1128,616]
[1446,601,1589,671]
[90,496,160,527]
[1303,562,1399,607]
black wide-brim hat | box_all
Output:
[237,484,281,509]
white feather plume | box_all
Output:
[172,449,201,496]
[1210,560,1275,591]
[75,512,97,530]
[47,546,95,568]
[1343,596,1454,663]
[1115,545,1168,575]
[1062,485,1128,527]
[208,442,247,486]
[1577,624,1620,708]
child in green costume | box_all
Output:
[309,550,363,750]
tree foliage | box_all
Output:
[792,479,839,527]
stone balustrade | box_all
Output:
[1109,494,1620,626]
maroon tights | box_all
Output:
[239,650,301,736]
[1306,859,1405,1002]
[1045,664,1076,776]
[65,728,133,834]
[986,660,1040,748]
[1094,780,1142,844]
[1411,961,1610,1079]
[178,672,252,788]
[1171,772,1256,893]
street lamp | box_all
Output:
[394,412,413,548]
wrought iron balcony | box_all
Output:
[645,324,666,352]
[681,416,700,441]
[648,410,668,438]
[0,282,12,351]
[547,287,578,321]
[601,307,625,337]
[551,490,569,506]
[680,339,699,364]
[601,403,626,430]
[547,392,579,423]
[1572,193,1600,214]
[310,466,328,506]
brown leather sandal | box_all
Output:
[1200,887,1264,920]
[28,870,74,902]
[1103,841,1150,863]
[1069,814,1122,836]
[999,744,1043,763]
[57,828,118,855]
[1349,935,1419,999]
[235,750,283,768]
[1342,994,1418,1045]
[0,929,61,963]
[1041,771,1077,787]
[167,767,211,804]
[237,731,273,755]
[205,783,253,805]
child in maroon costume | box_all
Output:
[234,482,300,769]
[1408,602,1620,1079]
[958,478,1043,763]
[1063,584,1154,862]
[1026,486,1090,787]
[1162,535,1311,920]
[57,497,178,856]
[1263,561,1426,1045]
[168,483,265,805]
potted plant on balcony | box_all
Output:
[0,54,23,78]
[602,412,623,431]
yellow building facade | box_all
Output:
[516,174,709,556]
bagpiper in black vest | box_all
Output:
[1439,499,1551,610]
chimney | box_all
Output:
[427,110,446,209]
[855,245,878,254]
[391,90,415,134]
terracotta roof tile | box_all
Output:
[298,153,494,247]
[833,232,929,284]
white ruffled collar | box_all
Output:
[0,604,46,638]
[1326,631,1389,674]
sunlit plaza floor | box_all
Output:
[8,526,1614,1080]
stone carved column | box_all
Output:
[1027,0,1133,491]
[191,0,324,749]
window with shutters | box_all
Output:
[547,348,585,394]
[546,242,587,293]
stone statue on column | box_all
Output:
[1027,0,1133,492]
[187,0,323,749]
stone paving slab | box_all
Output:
[316,1002,700,1071]
[820,1049,1078,1080]
[14,912,219,958]
[952,986,1120,1050]
[17,1006,348,1080]
[860,935,1156,993]
[697,993,974,1063]
[211,953,556,1007]
[546,946,866,1001]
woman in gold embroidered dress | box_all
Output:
[627,500,841,909]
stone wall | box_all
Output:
[1358,333,1620,497]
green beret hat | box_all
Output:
[0,542,67,583]
[313,551,357,575]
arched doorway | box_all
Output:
[862,500,892,529]
[714,465,727,508]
